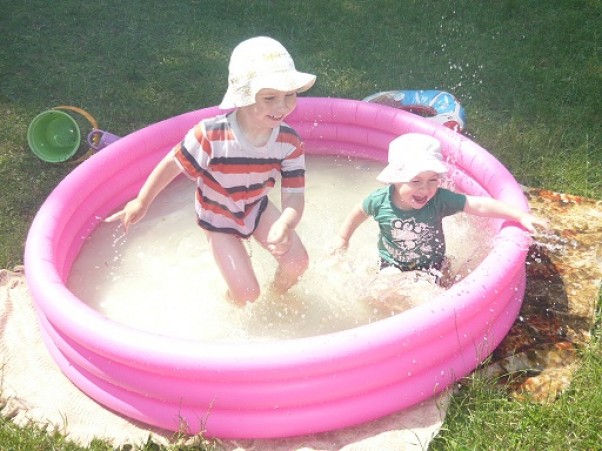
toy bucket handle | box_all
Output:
[53,105,99,129]
[54,105,101,149]
[52,106,102,163]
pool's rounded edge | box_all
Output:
[24,97,530,438]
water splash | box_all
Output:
[532,230,575,253]
[435,9,486,101]
[67,155,492,343]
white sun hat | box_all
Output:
[219,36,316,109]
[376,133,448,184]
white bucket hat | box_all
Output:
[376,133,448,184]
[219,36,316,109]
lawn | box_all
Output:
[1,0,600,449]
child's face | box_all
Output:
[393,171,442,210]
[245,88,298,128]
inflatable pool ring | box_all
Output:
[24,97,530,439]
[363,90,467,133]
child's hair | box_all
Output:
[219,36,316,109]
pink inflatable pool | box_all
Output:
[24,97,531,439]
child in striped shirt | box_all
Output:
[106,36,316,304]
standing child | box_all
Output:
[332,133,549,286]
[106,36,316,304]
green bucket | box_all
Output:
[27,110,81,163]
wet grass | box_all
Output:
[1,0,601,449]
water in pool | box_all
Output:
[67,154,493,343]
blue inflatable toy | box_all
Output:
[363,90,467,133]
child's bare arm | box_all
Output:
[265,192,304,256]
[333,203,369,253]
[463,195,549,233]
[105,150,182,232]
[279,192,305,230]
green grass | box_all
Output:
[1,0,601,449]
[0,416,217,451]
[431,324,602,450]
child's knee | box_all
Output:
[289,249,309,276]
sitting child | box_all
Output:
[332,133,549,310]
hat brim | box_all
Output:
[376,160,448,184]
[219,71,316,109]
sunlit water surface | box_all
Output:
[68,155,494,343]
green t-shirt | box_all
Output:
[362,186,467,270]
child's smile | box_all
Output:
[411,193,429,207]
[393,171,442,210]
[237,88,298,145]
[268,113,285,121]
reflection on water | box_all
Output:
[67,155,493,343]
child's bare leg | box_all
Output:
[253,201,309,295]
[204,230,260,304]
[270,234,309,294]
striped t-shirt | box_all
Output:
[173,111,306,237]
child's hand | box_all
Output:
[330,237,349,255]
[104,198,148,233]
[519,213,550,234]
[266,219,292,256]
